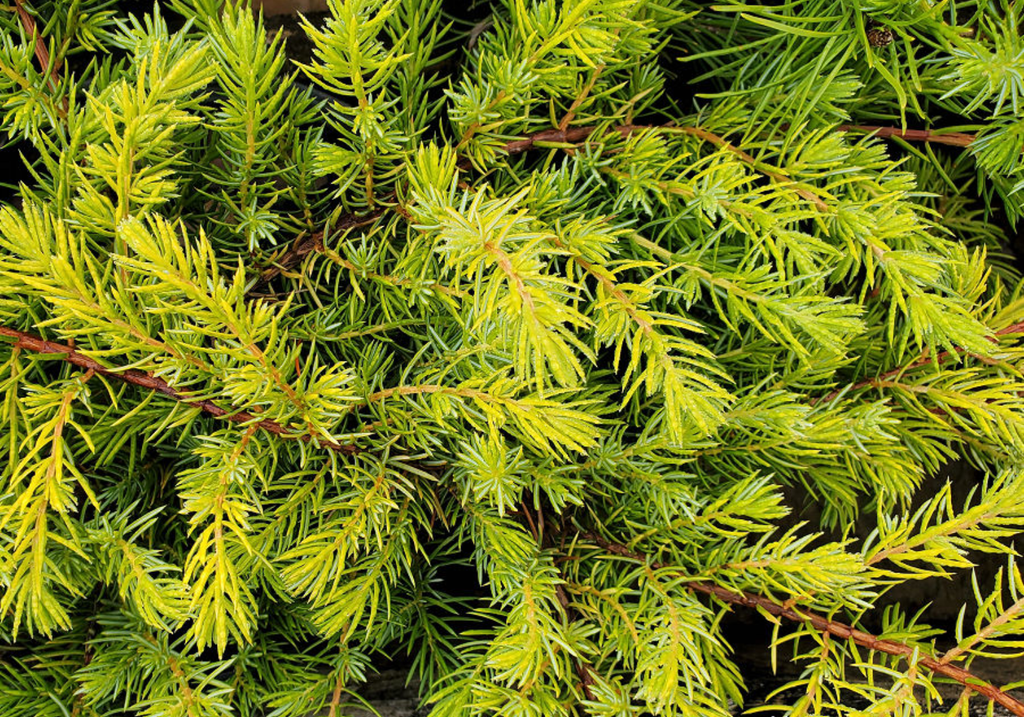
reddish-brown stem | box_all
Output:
[500,124,638,156]
[554,582,597,701]
[12,0,66,113]
[559,65,605,132]
[583,533,1024,716]
[141,634,200,717]
[254,203,390,291]
[814,320,1024,405]
[545,515,597,702]
[837,125,977,148]
[0,326,361,454]
[327,670,346,717]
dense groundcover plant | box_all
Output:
[2,0,1024,714]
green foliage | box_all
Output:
[0,1,1023,716]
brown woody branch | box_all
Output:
[327,670,347,717]
[502,123,644,156]
[538,507,598,702]
[12,0,67,114]
[0,326,361,454]
[583,533,1024,716]
[814,320,1024,406]
[837,125,976,148]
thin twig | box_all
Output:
[813,320,1024,405]
[327,669,346,717]
[559,65,606,132]
[253,204,390,291]
[12,0,66,113]
[554,582,598,701]
[940,596,1024,666]
[543,512,597,702]
[584,533,1024,716]
[0,326,361,454]
[500,124,637,156]
[837,125,977,148]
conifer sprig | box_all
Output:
[258,120,992,286]
[2,1,1024,715]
